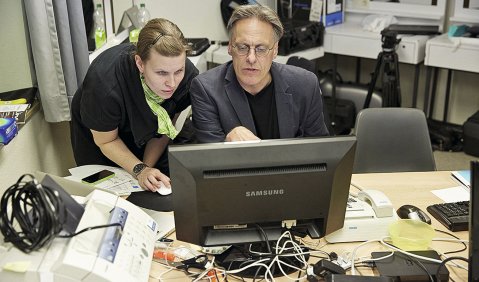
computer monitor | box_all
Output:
[169,136,356,247]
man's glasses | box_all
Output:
[232,44,274,57]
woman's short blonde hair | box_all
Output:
[135,18,191,60]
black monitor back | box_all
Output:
[169,136,356,246]
[470,160,479,281]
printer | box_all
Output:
[0,189,159,282]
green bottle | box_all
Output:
[94,3,106,49]
[130,3,150,43]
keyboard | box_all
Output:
[426,201,469,232]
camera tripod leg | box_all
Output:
[382,52,401,107]
[363,52,384,109]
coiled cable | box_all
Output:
[0,174,65,253]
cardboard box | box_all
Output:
[0,118,18,145]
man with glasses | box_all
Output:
[190,4,329,142]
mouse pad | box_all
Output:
[126,191,173,211]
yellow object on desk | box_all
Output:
[0,98,27,105]
[388,219,435,251]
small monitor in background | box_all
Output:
[169,136,356,247]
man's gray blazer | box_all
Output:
[190,61,329,143]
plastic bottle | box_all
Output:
[129,3,151,43]
[93,3,106,49]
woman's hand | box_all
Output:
[136,167,171,192]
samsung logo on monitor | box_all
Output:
[246,189,284,197]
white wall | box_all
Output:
[0,1,33,92]
[0,2,75,197]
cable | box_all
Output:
[0,174,125,254]
[434,229,468,254]
[0,174,65,253]
[58,223,122,238]
[435,257,468,281]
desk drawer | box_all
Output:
[324,33,425,64]
[425,43,479,73]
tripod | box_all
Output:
[363,29,402,109]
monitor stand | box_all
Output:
[215,241,310,279]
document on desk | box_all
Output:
[431,186,469,203]
[451,170,471,188]
[67,165,142,196]
[140,208,175,240]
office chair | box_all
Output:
[353,107,436,173]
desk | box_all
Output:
[205,44,325,65]
[324,22,431,108]
[423,34,479,121]
[148,171,469,281]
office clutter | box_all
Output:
[0,87,37,124]
[427,118,464,152]
[0,118,18,145]
[278,20,324,55]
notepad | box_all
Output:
[452,170,471,188]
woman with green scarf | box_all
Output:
[71,18,198,195]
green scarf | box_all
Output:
[140,75,178,139]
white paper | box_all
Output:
[431,186,470,203]
[309,0,323,22]
[68,164,142,196]
[0,104,29,112]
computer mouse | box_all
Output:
[157,182,172,196]
[397,204,431,224]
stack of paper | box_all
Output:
[67,165,143,196]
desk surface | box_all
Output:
[149,171,469,281]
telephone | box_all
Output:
[357,190,394,218]
[325,189,398,243]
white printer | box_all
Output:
[0,189,159,282]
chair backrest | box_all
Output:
[286,56,315,73]
[353,107,436,173]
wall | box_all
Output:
[0,1,33,92]
[0,1,75,197]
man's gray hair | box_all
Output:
[227,5,284,42]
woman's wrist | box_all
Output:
[132,162,149,178]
